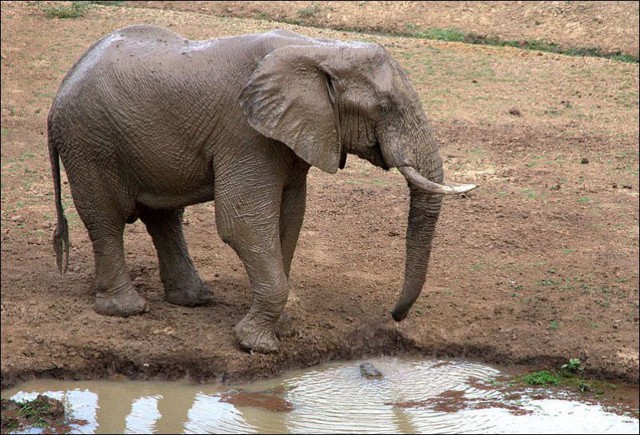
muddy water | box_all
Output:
[4,357,638,434]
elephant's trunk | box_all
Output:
[379,106,474,321]
[391,186,442,321]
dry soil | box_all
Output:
[1,1,638,411]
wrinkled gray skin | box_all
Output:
[48,26,475,353]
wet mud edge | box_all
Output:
[0,325,630,391]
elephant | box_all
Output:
[47,25,476,353]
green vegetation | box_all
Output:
[39,1,92,18]
[259,10,636,63]
[403,25,638,64]
[297,3,322,19]
[503,359,621,403]
[522,189,539,200]
[405,25,468,43]
[549,320,560,330]
[254,11,271,21]
[38,1,121,18]
[561,358,584,374]
[470,262,484,271]
[522,370,560,386]
[1,395,65,432]
[537,278,562,287]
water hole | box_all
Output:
[3,357,638,434]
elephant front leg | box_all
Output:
[140,207,211,307]
[216,182,289,353]
[275,180,307,339]
[233,258,289,353]
[280,180,307,278]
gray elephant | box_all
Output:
[48,26,475,353]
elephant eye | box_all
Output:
[379,101,393,116]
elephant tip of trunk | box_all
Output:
[391,309,408,322]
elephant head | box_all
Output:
[240,38,476,322]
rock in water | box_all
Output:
[359,362,384,379]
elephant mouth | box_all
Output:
[373,141,390,170]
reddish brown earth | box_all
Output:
[1,0,638,412]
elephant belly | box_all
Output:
[136,171,215,210]
[138,187,215,210]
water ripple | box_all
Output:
[5,357,638,434]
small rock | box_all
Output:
[508,108,521,116]
[360,362,384,380]
[580,158,589,164]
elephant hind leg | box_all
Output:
[92,231,148,316]
[139,206,211,307]
[70,183,147,317]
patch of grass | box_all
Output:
[561,358,584,374]
[249,13,636,63]
[537,278,562,287]
[88,1,123,5]
[1,128,8,138]
[522,189,538,200]
[522,370,560,386]
[406,25,468,43]
[511,370,623,401]
[577,196,592,204]
[403,25,638,63]
[297,3,322,18]
[254,11,271,21]
[470,262,484,271]
[549,320,559,330]
[577,380,592,393]
[1,395,66,431]
[39,1,92,19]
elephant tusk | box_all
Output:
[398,166,478,194]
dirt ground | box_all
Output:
[130,1,640,57]
[1,0,638,406]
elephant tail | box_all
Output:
[48,131,70,274]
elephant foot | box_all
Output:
[164,277,212,307]
[234,314,279,354]
[95,286,148,317]
[275,310,296,339]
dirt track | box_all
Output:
[1,0,638,404]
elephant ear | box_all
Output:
[240,45,341,174]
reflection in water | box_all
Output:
[5,357,639,434]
